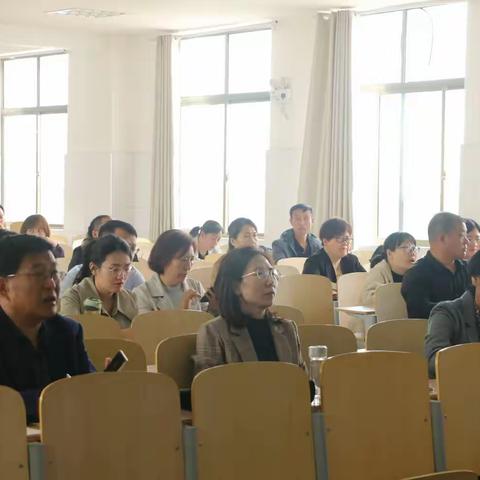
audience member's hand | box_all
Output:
[104,357,112,370]
[181,289,200,309]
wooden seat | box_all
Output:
[321,351,434,479]
[436,343,480,473]
[0,386,28,480]
[84,338,147,371]
[298,324,357,368]
[135,258,155,280]
[72,313,123,339]
[337,272,369,334]
[276,264,300,277]
[269,304,305,324]
[402,471,478,480]
[375,283,408,322]
[366,319,427,355]
[40,372,184,480]
[156,334,196,388]
[131,310,212,363]
[274,274,333,324]
[192,362,316,480]
[187,266,213,290]
[277,257,307,273]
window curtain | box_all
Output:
[298,10,353,225]
[150,35,176,240]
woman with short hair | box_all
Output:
[21,214,65,258]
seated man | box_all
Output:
[0,235,93,421]
[401,212,469,319]
[272,203,322,263]
[425,250,480,378]
[61,220,144,295]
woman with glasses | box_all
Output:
[303,218,365,289]
[465,219,480,261]
[60,235,137,327]
[194,247,305,373]
[133,229,204,314]
[361,232,417,306]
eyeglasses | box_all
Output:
[398,245,418,255]
[334,236,353,245]
[103,265,132,276]
[7,270,59,282]
[242,268,280,282]
[177,255,195,264]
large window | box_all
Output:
[352,3,466,242]
[176,29,271,232]
[1,52,68,225]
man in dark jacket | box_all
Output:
[0,235,93,421]
[272,204,322,263]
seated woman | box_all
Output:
[60,235,138,328]
[133,229,204,314]
[21,214,65,258]
[425,250,480,378]
[302,218,365,289]
[194,247,305,373]
[465,218,480,261]
[228,217,259,250]
[69,214,111,270]
[360,232,417,306]
[190,220,223,260]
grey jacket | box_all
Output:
[272,228,322,263]
[425,289,480,378]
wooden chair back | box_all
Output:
[366,319,428,355]
[9,221,23,233]
[274,274,334,324]
[40,372,184,480]
[72,313,122,339]
[84,338,147,371]
[135,258,155,280]
[202,252,224,264]
[192,362,316,480]
[375,283,408,322]
[436,343,480,473]
[298,324,357,368]
[402,471,478,480]
[321,351,434,480]
[351,246,376,270]
[276,264,300,277]
[136,237,153,260]
[277,257,307,273]
[337,272,369,333]
[0,387,28,480]
[156,334,197,388]
[187,266,213,290]
[131,310,212,364]
[269,304,305,325]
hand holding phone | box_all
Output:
[104,350,128,372]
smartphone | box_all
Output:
[104,350,128,372]
[199,294,209,303]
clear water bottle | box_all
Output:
[309,345,328,407]
[83,297,102,314]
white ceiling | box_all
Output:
[0,0,427,34]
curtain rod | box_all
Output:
[357,0,465,16]
[173,20,276,39]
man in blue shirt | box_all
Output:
[0,235,93,421]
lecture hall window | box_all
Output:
[1,52,68,225]
[176,29,271,232]
[352,3,466,242]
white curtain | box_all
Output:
[150,35,175,240]
[299,10,353,225]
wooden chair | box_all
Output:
[436,343,480,473]
[366,319,428,356]
[0,386,28,480]
[72,313,123,339]
[51,234,69,245]
[202,252,224,264]
[40,372,184,480]
[298,324,357,368]
[274,274,334,324]
[8,221,23,233]
[131,310,212,364]
[187,266,213,290]
[277,257,307,273]
[135,258,155,280]
[402,471,478,480]
[321,351,434,480]
[192,363,316,480]
[351,246,376,270]
[276,264,300,277]
[156,334,196,388]
[136,237,153,260]
[337,272,369,334]
[269,304,305,324]
[84,338,147,371]
[375,283,408,322]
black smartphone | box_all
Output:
[104,350,128,372]
[199,294,209,303]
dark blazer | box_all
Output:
[272,229,322,263]
[302,248,365,282]
[425,289,480,378]
[0,309,94,421]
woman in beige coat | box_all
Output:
[361,232,418,307]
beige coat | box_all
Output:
[194,315,305,373]
[133,273,205,314]
[360,259,394,307]
[60,277,138,328]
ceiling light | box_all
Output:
[46,8,125,18]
